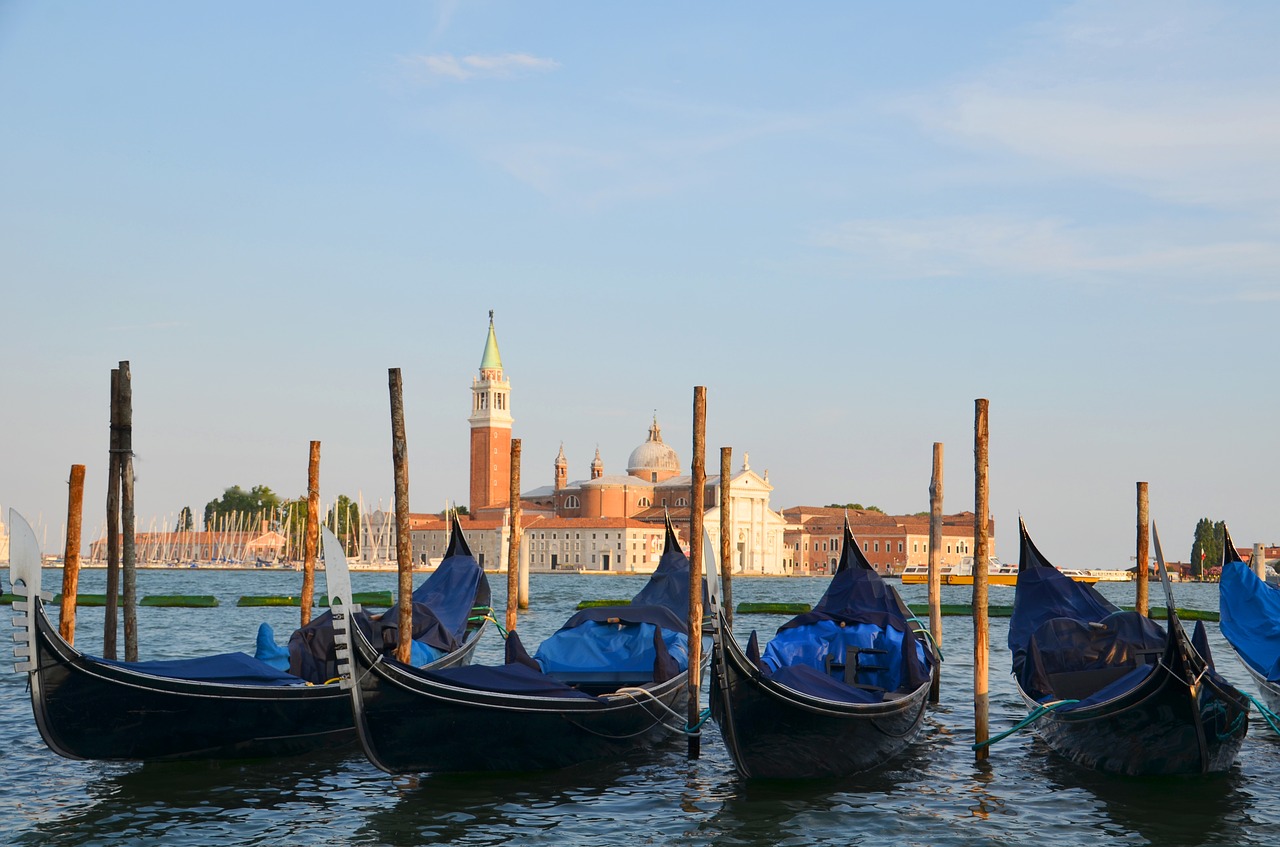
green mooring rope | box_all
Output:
[971,699,1080,751]
[1243,692,1280,736]
[686,708,712,734]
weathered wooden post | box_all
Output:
[59,464,87,644]
[301,441,320,626]
[120,361,138,662]
[1254,542,1267,582]
[688,386,707,759]
[973,399,990,760]
[104,367,121,659]
[506,438,522,632]
[928,442,944,703]
[1136,481,1149,616]
[719,446,733,627]
[389,368,413,664]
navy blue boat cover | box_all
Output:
[754,523,932,702]
[92,652,306,686]
[286,518,491,683]
[1219,539,1280,680]
[531,518,698,676]
[1011,519,1168,707]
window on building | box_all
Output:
[898,542,904,553]
[874,541,880,552]
[638,497,651,507]
[564,496,580,509]
[863,542,869,552]
[676,497,688,507]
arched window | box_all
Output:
[638,497,651,507]
[675,497,688,507]
[564,495,580,509]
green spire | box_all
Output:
[480,310,503,371]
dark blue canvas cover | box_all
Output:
[530,518,699,677]
[288,518,489,683]
[1220,557,1280,680]
[751,523,932,701]
[93,652,306,687]
[1011,519,1168,709]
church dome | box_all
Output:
[627,417,680,475]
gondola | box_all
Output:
[709,520,936,778]
[1009,517,1248,775]
[8,508,489,761]
[329,515,709,773]
[1218,525,1280,712]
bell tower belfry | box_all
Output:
[469,311,513,514]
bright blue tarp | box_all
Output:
[1220,559,1280,681]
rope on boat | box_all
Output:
[971,699,1080,751]
[1242,693,1280,737]
[467,606,508,639]
[613,686,711,735]
[905,618,943,661]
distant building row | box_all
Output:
[357,315,996,575]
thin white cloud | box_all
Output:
[814,215,1280,289]
[401,52,559,83]
[908,0,1280,214]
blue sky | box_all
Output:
[3,1,1277,567]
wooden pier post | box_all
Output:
[1254,542,1267,582]
[389,368,413,664]
[688,386,707,759]
[104,367,121,659]
[119,361,138,662]
[720,447,733,628]
[973,399,990,760]
[301,441,320,626]
[59,464,86,644]
[119,358,136,665]
[506,438,522,632]
[928,442,944,704]
[1136,482,1149,617]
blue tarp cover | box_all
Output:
[92,651,307,687]
[1220,559,1280,680]
[420,662,599,699]
[535,620,689,673]
[1010,524,1169,711]
[752,531,932,701]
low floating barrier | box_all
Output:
[237,591,396,608]
[736,602,811,614]
[575,599,632,609]
[140,595,218,608]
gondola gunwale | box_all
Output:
[10,511,487,762]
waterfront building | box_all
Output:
[781,506,995,575]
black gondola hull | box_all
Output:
[1016,637,1248,776]
[26,601,480,762]
[711,614,930,779]
[346,620,696,774]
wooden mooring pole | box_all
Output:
[104,367,121,659]
[119,361,138,662]
[59,464,86,644]
[688,386,707,759]
[506,438,522,632]
[1255,543,1267,582]
[973,399,990,760]
[928,442,943,704]
[389,368,413,665]
[301,441,320,626]
[719,446,733,628]
[1136,482,1149,617]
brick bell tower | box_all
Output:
[469,311,513,514]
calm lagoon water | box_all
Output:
[3,569,1278,846]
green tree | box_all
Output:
[203,485,281,530]
[825,503,884,513]
[175,506,194,532]
[1189,518,1226,579]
